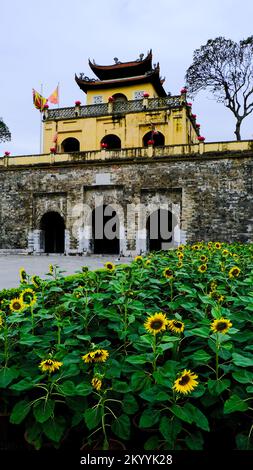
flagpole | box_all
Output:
[58,82,60,108]
[40,83,43,154]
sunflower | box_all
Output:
[20,288,37,307]
[198,264,207,273]
[178,245,184,251]
[163,267,174,279]
[210,281,217,291]
[0,315,3,328]
[192,244,199,250]
[177,252,184,259]
[82,349,109,364]
[207,241,213,248]
[228,266,241,279]
[144,312,168,335]
[31,275,41,288]
[200,255,207,263]
[9,297,24,313]
[167,319,185,334]
[215,242,221,249]
[134,255,143,263]
[145,259,151,266]
[39,358,63,373]
[104,262,115,272]
[173,370,199,395]
[19,268,27,283]
[222,249,229,257]
[218,295,225,303]
[49,264,54,274]
[177,261,183,268]
[233,253,239,260]
[210,318,232,334]
[91,377,102,391]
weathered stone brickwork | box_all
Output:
[0,150,252,255]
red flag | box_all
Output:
[48,85,59,104]
[32,88,47,111]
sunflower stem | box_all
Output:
[215,336,220,380]
[152,335,157,371]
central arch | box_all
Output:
[61,137,80,152]
[146,209,173,251]
[101,134,121,150]
[92,205,120,254]
[143,131,165,147]
[40,211,65,253]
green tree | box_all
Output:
[0,117,11,143]
[185,37,253,141]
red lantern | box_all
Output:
[50,147,56,154]
[43,104,49,110]
[108,96,115,102]
[4,151,10,156]
[180,87,187,94]
[197,136,205,142]
[196,123,201,128]
[143,92,149,98]
[147,139,155,145]
[186,102,192,107]
[101,142,108,149]
[192,114,197,119]
[75,100,81,106]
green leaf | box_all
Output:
[19,334,42,346]
[10,400,30,424]
[183,403,210,432]
[185,431,204,450]
[126,355,149,364]
[232,353,253,368]
[112,380,131,393]
[42,416,66,442]
[33,399,55,424]
[131,371,150,391]
[75,383,92,396]
[0,367,19,388]
[159,416,182,445]
[144,435,160,450]
[208,379,230,396]
[186,326,210,338]
[191,350,212,362]
[122,394,138,415]
[170,404,193,424]
[58,380,77,396]
[140,386,170,403]
[111,414,130,440]
[232,370,253,384]
[84,407,102,430]
[10,378,33,391]
[139,409,160,428]
[224,395,249,414]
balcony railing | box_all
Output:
[1,140,252,168]
[46,96,182,121]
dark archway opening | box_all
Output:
[143,131,165,147]
[40,212,65,253]
[101,134,121,150]
[112,93,127,103]
[61,137,80,152]
[92,205,120,254]
[147,209,173,251]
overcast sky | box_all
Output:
[1,0,253,155]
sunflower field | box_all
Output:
[0,241,253,451]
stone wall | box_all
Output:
[0,150,252,255]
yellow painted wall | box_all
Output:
[43,105,199,153]
[86,82,158,105]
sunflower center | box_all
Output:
[150,320,163,330]
[216,321,228,331]
[178,375,190,386]
[165,270,173,276]
[93,351,102,358]
[13,302,21,310]
[45,360,54,366]
[173,321,182,328]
